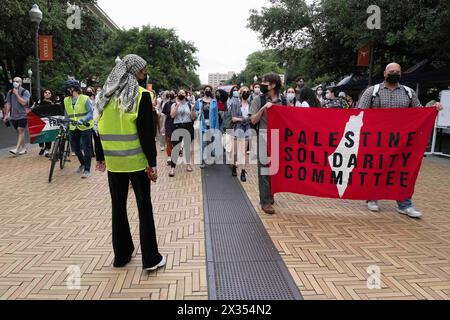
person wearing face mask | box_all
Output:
[63,79,94,179]
[358,62,443,219]
[250,73,287,215]
[169,89,197,176]
[94,54,164,271]
[3,77,31,155]
[285,87,297,106]
[195,85,219,168]
[230,87,252,181]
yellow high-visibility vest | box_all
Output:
[98,87,149,173]
[64,94,94,131]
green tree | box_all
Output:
[88,26,201,92]
[248,0,450,84]
[233,50,285,86]
[0,0,110,93]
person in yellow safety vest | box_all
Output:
[94,54,166,272]
[63,80,94,179]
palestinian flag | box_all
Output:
[27,104,65,144]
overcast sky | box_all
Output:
[97,0,268,84]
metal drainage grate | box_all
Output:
[202,164,302,300]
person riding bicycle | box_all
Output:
[63,79,94,179]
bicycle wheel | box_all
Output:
[49,137,60,183]
[59,137,67,170]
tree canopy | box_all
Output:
[1,0,200,95]
[248,0,450,85]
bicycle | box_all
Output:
[47,117,89,183]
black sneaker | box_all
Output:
[39,148,45,156]
[232,165,237,177]
[240,169,247,182]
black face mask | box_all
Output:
[386,73,401,84]
[178,95,185,101]
[204,91,212,97]
[242,92,250,100]
[260,84,269,95]
[138,74,148,88]
[86,92,94,97]
[166,94,170,99]
[169,94,175,99]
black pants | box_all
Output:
[107,170,162,269]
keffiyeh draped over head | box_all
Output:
[95,54,147,114]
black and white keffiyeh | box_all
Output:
[95,54,147,115]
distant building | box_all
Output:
[87,3,120,31]
[208,72,235,88]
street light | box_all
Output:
[28,69,33,96]
[115,56,122,64]
[29,4,42,100]
[253,75,258,83]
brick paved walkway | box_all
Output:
[0,146,207,300]
[239,156,450,300]
[0,145,449,300]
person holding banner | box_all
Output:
[63,80,94,179]
[358,62,443,218]
[250,73,287,215]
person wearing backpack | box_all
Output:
[3,77,31,155]
[358,62,443,219]
[250,73,287,215]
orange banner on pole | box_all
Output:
[39,35,53,61]
[357,46,371,67]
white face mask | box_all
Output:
[254,88,261,95]
[287,93,296,102]
[13,82,20,89]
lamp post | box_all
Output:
[115,56,122,64]
[253,75,258,83]
[28,69,33,96]
[29,4,42,99]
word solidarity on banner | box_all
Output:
[267,106,437,201]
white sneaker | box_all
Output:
[81,171,91,179]
[367,201,379,212]
[144,256,166,271]
[397,207,422,219]
[160,146,165,151]
[167,157,172,165]
[76,165,85,174]
[44,150,51,158]
[18,148,27,155]
[9,148,18,155]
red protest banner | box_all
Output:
[267,106,437,201]
[39,35,53,61]
[357,46,371,67]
